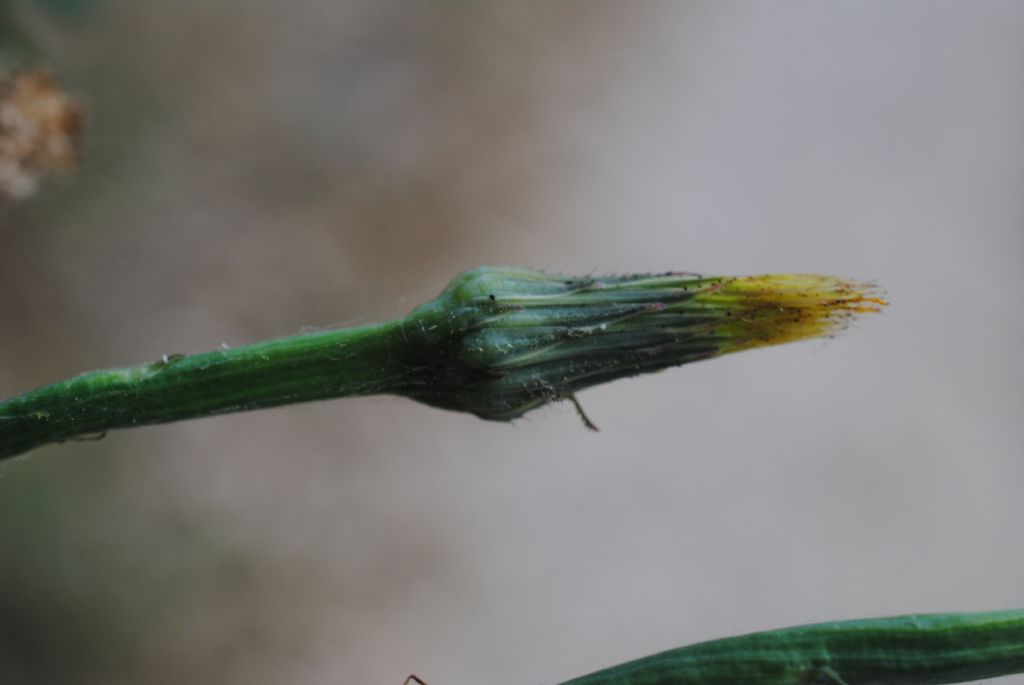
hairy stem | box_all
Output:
[0,320,419,459]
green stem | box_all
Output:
[560,610,1024,685]
[0,266,885,460]
[0,320,416,459]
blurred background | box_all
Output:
[1,1,1023,683]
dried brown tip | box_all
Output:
[697,274,888,354]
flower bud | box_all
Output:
[401,267,886,423]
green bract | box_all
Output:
[401,267,884,421]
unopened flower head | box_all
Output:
[403,267,887,422]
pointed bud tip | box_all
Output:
[698,274,888,353]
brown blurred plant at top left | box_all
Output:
[0,66,82,201]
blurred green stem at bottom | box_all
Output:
[559,610,1024,685]
[0,266,885,460]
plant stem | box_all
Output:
[560,610,1024,685]
[0,266,885,460]
[0,320,415,459]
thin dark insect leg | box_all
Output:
[567,394,600,432]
